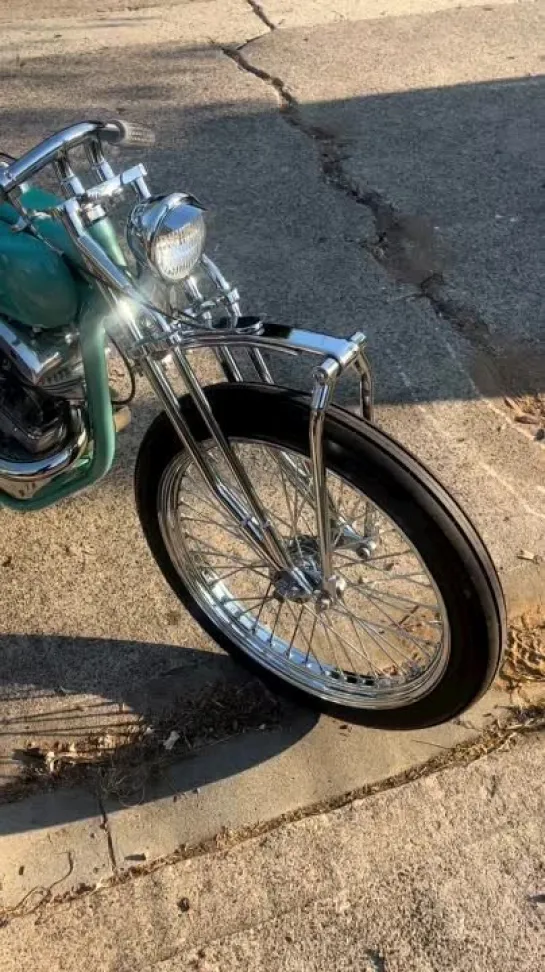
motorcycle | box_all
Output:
[0,120,505,729]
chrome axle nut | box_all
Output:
[316,594,332,613]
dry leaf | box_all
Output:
[515,414,539,425]
[517,550,542,564]
[44,751,57,774]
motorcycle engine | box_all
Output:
[0,317,84,458]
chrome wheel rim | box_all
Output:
[158,440,451,710]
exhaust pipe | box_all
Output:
[0,412,88,500]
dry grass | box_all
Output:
[5,613,544,806]
[1,676,284,805]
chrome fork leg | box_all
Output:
[352,340,375,424]
[139,355,295,574]
[310,358,341,600]
[168,349,307,578]
[309,333,377,596]
[351,341,378,541]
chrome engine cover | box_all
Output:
[0,315,88,491]
[0,316,85,399]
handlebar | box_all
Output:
[0,119,155,196]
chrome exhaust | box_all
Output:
[0,413,88,500]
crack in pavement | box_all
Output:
[97,788,118,875]
[245,0,276,31]
[222,41,503,363]
[2,706,543,927]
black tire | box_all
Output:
[135,383,505,730]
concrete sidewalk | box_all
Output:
[0,727,543,970]
[0,0,543,920]
[3,682,528,912]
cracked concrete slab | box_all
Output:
[239,1,545,570]
[101,684,508,872]
[0,788,112,910]
[0,0,267,62]
[0,681,512,909]
[254,0,538,29]
[0,0,543,882]
[1,732,544,970]
[243,4,545,386]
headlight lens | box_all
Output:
[127,192,206,282]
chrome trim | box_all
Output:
[183,267,244,381]
[140,351,302,577]
[310,359,341,599]
[54,156,86,199]
[0,412,88,499]
[85,139,115,183]
[127,192,205,281]
[82,164,149,204]
[133,319,365,369]
[0,317,65,385]
[0,122,103,194]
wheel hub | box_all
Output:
[272,535,347,607]
[272,535,321,603]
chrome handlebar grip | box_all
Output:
[0,119,155,197]
[99,120,155,149]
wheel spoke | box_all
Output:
[331,603,414,668]
[158,437,449,712]
[253,582,274,632]
[320,616,348,682]
[268,448,301,551]
[343,580,438,614]
[179,511,253,545]
[234,596,275,621]
[214,564,270,583]
[268,598,283,645]
[334,606,382,679]
[350,587,438,657]
[182,537,259,568]
[221,593,272,606]
[285,601,323,672]
[339,559,433,590]
[285,604,304,659]
[335,548,413,566]
[291,465,316,538]
[298,602,376,678]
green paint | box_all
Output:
[88,215,127,269]
[0,295,117,511]
[0,185,136,509]
[0,216,81,330]
[0,185,127,269]
[0,186,127,329]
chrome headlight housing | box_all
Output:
[127,192,206,282]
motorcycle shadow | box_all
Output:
[0,635,318,834]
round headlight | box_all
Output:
[127,192,206,282]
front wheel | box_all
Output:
[135,383,505,730]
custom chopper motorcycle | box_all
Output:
[0,121,505,729]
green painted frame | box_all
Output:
[0,294,117,511]
[0,188,125,511]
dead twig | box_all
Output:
[0,851,74,926]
